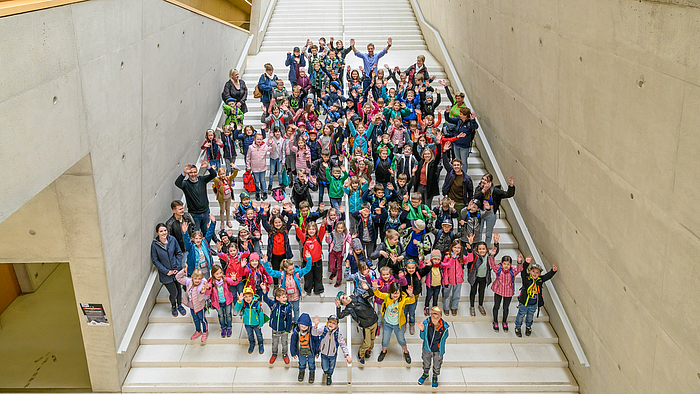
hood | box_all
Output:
[297,313,312,327]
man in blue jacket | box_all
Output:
[350,37,392,93]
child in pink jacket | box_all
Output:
[207,265,236,338]
[176,266,210,342]
[246,133,274,200]
[440,240,468,316]
[489,253,525,332]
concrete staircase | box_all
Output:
[122,0,579,392]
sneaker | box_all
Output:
[201,332,208,342]
[424,307,430,316]
[515,327,522,338]
[227,328,232,337]
[226,221,233,228]
[377,351,387,362]
[283,354,290,364]
[418,373,429,385]
[171,306,179,317]
[470,307,476,316]
[259,344,265,354]
[298,370,305,382]
[409,323,415,335]
[432,376,439,388]
[269,355,277,364]
[403,352,411,364]
[326,374,332,386]
[444,309,450,316]
[248,344,255,353]
[221,329,226,338]
[262,192,268,200]
[451,309,458,316]
[308,371,315,384]
[190,331,202,340]
[502,322,509,332]
[255,193,261,201]
[329,272,336,281]
[478,305,486,315]
[493,322,499,332]
[268,186,272,193]
[525,327,532,336]
[364,349,371,359]
[358,356,365,364]
[334,282,341,288]
[177,305,187,316]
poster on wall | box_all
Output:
[80,303,109,326]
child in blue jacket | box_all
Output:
[290,313,321,384]
[417,306,450,388]
[234,286,266,354]
[263,287,294,365]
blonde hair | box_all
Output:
[417,54,426,62]
[229,69,239,79]
[386,229,399,240]
[191,269,204,279]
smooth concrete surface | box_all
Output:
[0,0,250,388]
[0,264,91,390]
[415,0,700,393]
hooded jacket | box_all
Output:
[290,313,320,357]
[262,293,293,333]
[419,318,450,357]
[234,294,266,327]
[262,257,313,302]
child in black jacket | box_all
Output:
[514,261,558,337]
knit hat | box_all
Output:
[327,314,339,323]
[240,191,250,200]
[331,81,341,91]
[413,219,426,231]
[242,286,255,295]
[226,98,236,104]
[249,252,260,261]
[352,238,363,251]
[297,313,312,327]
[218,230,229,240]
[425,91,434,99]
[299,66,306,73]
[431,250,442,260]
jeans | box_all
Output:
[404,301,417,325]
[271,329,289,356]
[244,324,263,346]
[382,322,407,348]
[253,171,266,194]
[191,210,211,232]
[515,303,537,329]
[224,157,235,176]
[163,281,182,307]
[298,354,316,371]
[480,210,497,247]
[453,145,471,168]
[330,197,342,211]
[209,159,221,171]
[268,158,281,189]
[321,354,338,376]
[425,286,441,308]
[191,308,208,333]
[318,182,329,205]
[442,283,462,311]
[417,184,430,209]
[217,302,232,330]
[422,349,443,376]
[469,276,487,307]
[493,294,512,324]
[230,282,244,307]
[289,299,300,323]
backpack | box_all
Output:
[254,84,262,99]
[243,171,256,193]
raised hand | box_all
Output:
[417,321,424,331]
[313,315,320,327]
[387,37,392,46]
[237,292,244,302]
[361,281,369,290]
[406,285,414,296]
[517,253,524,264]
[181,221,189,234]
[468,233,475,244]
[494,233,500,244]
[552,264,558,272]
[350,38,355,47]
[525,255,533,264]
[438,80,447,87]
[508,176,515,187]
[209,213,216,223]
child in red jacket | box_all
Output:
[294,221,325,296]
[241,252,273,298]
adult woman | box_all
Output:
[151,223,185,317]
[222,69,248,113]
[473,174,515,247]
[404,54,432,85]
[412,144,442,208]
[258,63,279,117]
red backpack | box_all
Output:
[243,171,256,193]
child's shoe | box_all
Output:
[283,354,290,364]
[502,322,509,332]
[177,305,187,316]
[201,332,208,342]
[329,272,336,281]
[492,322,499,332]
[259,344,265,354]
[432,376,439,388]
[403,351,411,364]
[269,355,277,364]
[262,192,268,200]
[255,193,261,201]
[478,305,486,315]
[444,309,450,316]
[227,328,233,337]
[221,329,226,338]
[451,309,458,316]
[364,349,371,359]
[525,327,532,336]
[424,307,430,316]
[469,307,476,316]
[377,351,387,362]
[190,331,202,340]
[308,371,315,384]
[418,373,429,385]
[248,344,255,353]
[409,323,415,335]
[298,370,305,382]
[334,282,341,288]
[326,374,332,386]
[171,306,179,317]
[515,327,522,337]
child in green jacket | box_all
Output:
[418,306,450,388]
[223,99,244,128]
[326,166,348,211]
[234,286,265,354]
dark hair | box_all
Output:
[268,214,288,237]
[171,200,184,210]
[501,255,513,264]
[155,223,168,235]
[388,282,402,295]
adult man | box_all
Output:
[441,142,474,213]
[175,161,217,232]
[351,37,392,93]
[165,200,195,255]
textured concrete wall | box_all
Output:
[415,0,700,393]
[248,0,273,53]
[0,0,250,381]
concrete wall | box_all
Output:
[248,0,274,54]
[415,0,700,393]
[0,0,250,388]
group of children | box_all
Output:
[167,38,560,388]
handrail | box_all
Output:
[408,0,589,368]
[343,148,353,388]
[258,0,277,35]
